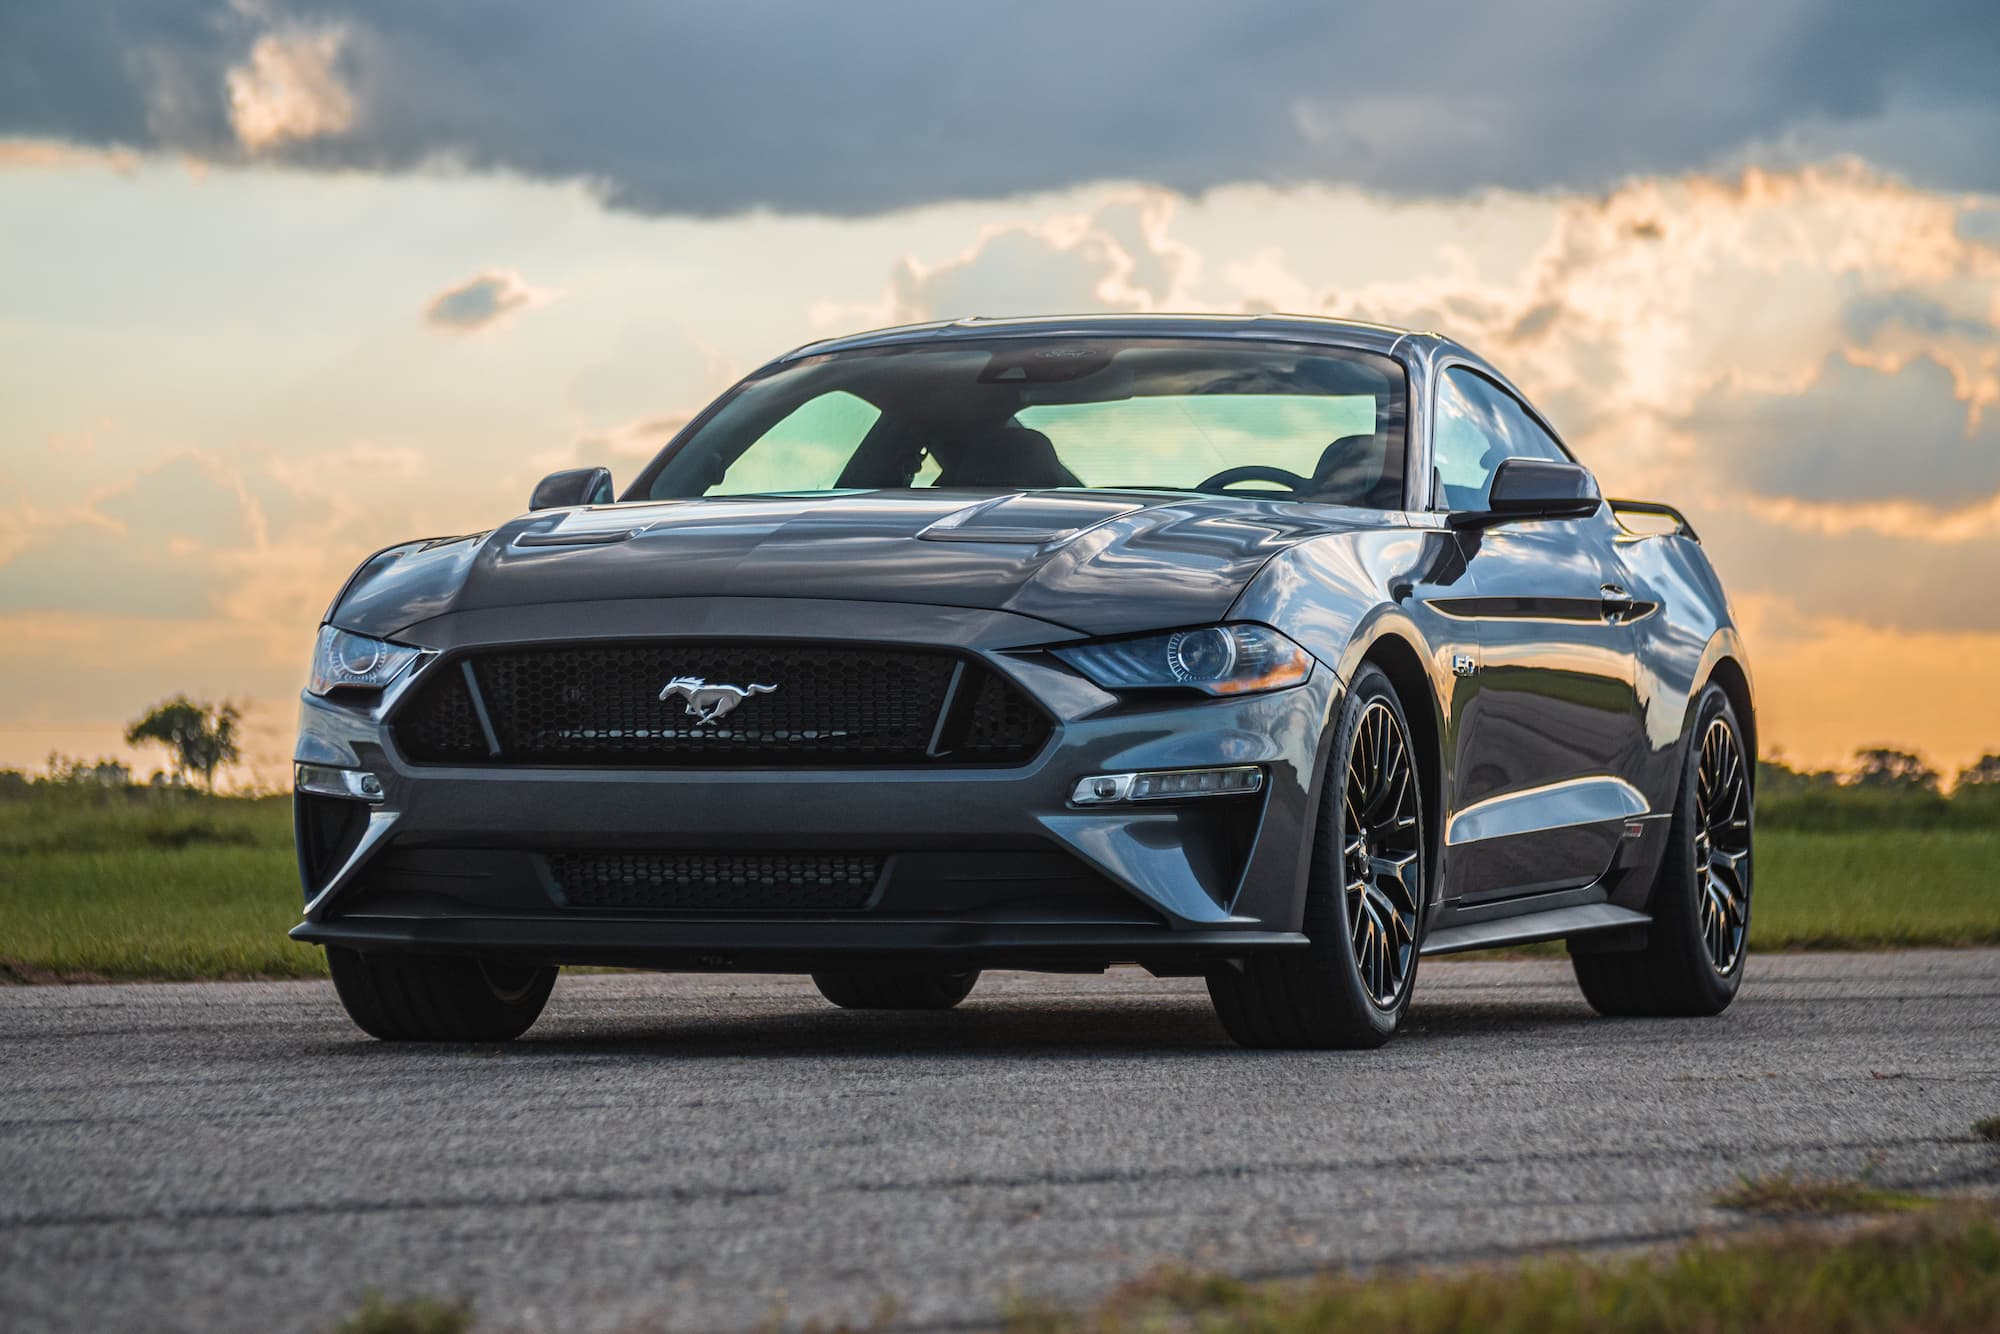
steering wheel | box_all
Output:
[1195,464,1313,495]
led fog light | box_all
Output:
[1070,765,1263,806]
[295,763,386,803]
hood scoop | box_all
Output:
[919,492,1145,546]
[514,524,645,548]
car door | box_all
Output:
[1429,365,1649,904]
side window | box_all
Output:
[1431,370,1503,511]
[1430,367,1570,509]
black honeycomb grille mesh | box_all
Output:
[959,670,1052,756]
[392,642,1050,767]
[394,666,487,760]
[547,851,883,912]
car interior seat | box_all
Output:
[1311,433,1402,508]
[934,424,1080,489]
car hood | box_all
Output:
[331,490,1393,640]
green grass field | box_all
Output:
[1009,1204,2000,1333]
[0,790,1995,981]
[0,791,324,981]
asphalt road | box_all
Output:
[3,951,1998,1332]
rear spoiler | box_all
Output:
[1607,498,1700,542]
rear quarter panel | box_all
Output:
[1618,526,1754,814]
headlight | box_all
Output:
[1053,624,1313,696]
[308,626,422,697]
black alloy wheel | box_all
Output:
[1694,715,1752,974]
[1207,663,1427,1048]
[1343,696,1425,1008]
[1572,683,1752,1017]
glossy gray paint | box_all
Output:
[294,314,1753,971]
[328,490,1387,643]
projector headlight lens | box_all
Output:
[308,626,422,697]
[1054,624,1312,696]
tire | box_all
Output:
[326,948,557,1041]
[1206,663,1427,1049]
[811,967,980,1011]
[1573,683,1752,1017]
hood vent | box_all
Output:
[919,492,1144,546]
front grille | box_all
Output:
[548,851,884,912]
[392,641,1051,767]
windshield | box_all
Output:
[633,337,1409,508]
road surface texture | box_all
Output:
[3,951,1998,1332]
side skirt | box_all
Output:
[1419,902,1650,957]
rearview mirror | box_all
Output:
[1448,458,1600,529]
[529,466,614,511]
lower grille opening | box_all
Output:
[547,851,885,913]
[294,792,369,896]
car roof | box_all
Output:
[778,312,1449,363]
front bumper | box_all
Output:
[291,596,1339,972]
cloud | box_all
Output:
[224,24,355,151]
[0,137,137,172]
[1688,354,2000,510]
[810,188,1201,331]
[421,269,550,333]
[1844,293,1996,344]
[2,1,1996,214]
[0,455,253,618]
[569,415,693,467]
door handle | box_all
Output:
[1600,583,1637,623]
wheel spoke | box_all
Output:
[1691,715,1752,975]
[1337,696,1430,1009]
[1369,851,1422,911]
[1363,883,1402,938]
[1374,710,1392,789]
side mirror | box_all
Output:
[529,466,614,511]
[1448,458,1601,529]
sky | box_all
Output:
[2,1,1999,787]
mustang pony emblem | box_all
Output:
[658,675,777,726]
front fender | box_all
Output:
[1228,526,1462,686]
[1229,526,1466,913]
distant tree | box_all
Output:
[1850,747,1940,793]
[1957,753,2000,789]
[123,697,242,792]
[0,769,29,798]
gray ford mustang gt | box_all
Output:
[293,314,1754,1048]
